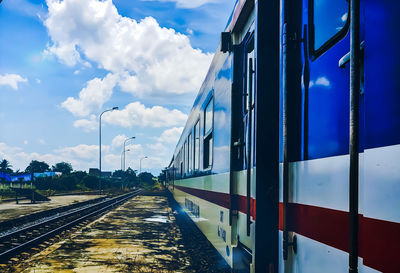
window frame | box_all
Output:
[179,149,183,178]
[194,119,200,171]
[203,96,214,170]
[308,0,350,60]
[184,140,188,175]
[188,132,193,174]
[204,97,214,138]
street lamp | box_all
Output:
[123,136,135,171]
[99,106,118,194]
[139,156,148,174]
[121,149,130,171]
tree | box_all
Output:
[25,160,50,173]
[52,162,73,175]
[112,169,124,178]
[0,159,13,174]
[82,175,99,189]
[71,170,87,180]
[158,170,166,184]
[138,172,155,185]
[125,167,137,176]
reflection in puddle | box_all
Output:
[144,215,171,223]
[192,217,208,223]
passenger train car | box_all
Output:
[166,0,400,272]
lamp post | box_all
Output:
[139,156,148,174]
[121,149,130,171]
[123,136,135,171]
[99,106,118,194]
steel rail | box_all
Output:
[0,191,135,241]
[0,196,107,233]
[0,190,141,261]
[0,197,107,236]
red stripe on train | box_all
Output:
[174,185,231,208]
[278,202,400,273]
[174,185,400,272]
[174,185,256,219]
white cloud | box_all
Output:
[186,28,194,35]
[36,78,41,84]
[111,134,128,150]
[102,102,187,128]
[137,156,168,172]
[155,127,183,143]
[315,77,330,87]
[39,139,46,145]
[125,144,143,154]
[55,144,100,160]
[24,140,28,145]
[0,142,100,172]
[309,76,331,88]
[341,13,348,22]
[73,114,97,132]
[44,0,212,99]
[61,73,118,116]
[111,136,140,154]
[144,127,183,163]
[0,73,28,90]
[147,142,168,155]
[0,141,165,174]
[142,0,221,8]
[214,111,227,129]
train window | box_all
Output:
[194,120,200,171]
[205,98,213,136]
[179,150,183,177]
[310,0,349,58]
[184,140,188,175]
[188,132,193,173]
[204,97,214,169]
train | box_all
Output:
[165,0,400,272]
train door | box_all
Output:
[281,0,365,272]
[244,35,256,256]
[231,30,255,273]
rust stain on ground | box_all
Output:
[15,195,195,273]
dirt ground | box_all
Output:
[13,195,196,272]
[0,195,102,223]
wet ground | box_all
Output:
[12,194,230,273]
[0,195,102,223]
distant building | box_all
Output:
[89,168,100,177]
[101,171,112,178]
[89,168,111,178]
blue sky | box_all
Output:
[0,0,234,174]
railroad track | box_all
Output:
[0,189,142,262]
[0,195,108,234]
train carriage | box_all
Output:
[166,0,400,272]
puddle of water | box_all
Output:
[144,215,171,223]
[192,217,208,223]
[152,210,169,215]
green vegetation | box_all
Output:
[0,159,13,174]
[52,162,73,175]
[25,160,50,173]
[0,158,157,196]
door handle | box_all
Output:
[339,41,365,68]
[339,41,365,95]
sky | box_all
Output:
[0,0,235,175]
